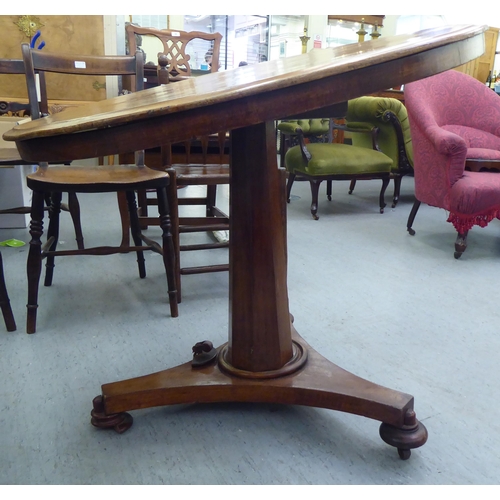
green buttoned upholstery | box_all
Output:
[346,96,414,207]
[278,118,330,167]
[278,118,330,136]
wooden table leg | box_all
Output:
[91,122,427,459]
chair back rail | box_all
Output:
[126,24,222,78]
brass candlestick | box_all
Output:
[370,24,382,39]
[356,19,368,42]
[300,28,310,54]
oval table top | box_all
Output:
[4,24,487,163]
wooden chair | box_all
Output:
[0,57,84,249]
[124,25,230,302]
[20,43,178,333]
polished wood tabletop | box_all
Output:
[4,25,487,460]
[6,24,486,160]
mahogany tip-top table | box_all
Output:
[4,24,487,460]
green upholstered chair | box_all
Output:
[346,96,414,208]
[283,119,393,220]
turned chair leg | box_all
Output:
[286,172,296,203]
[116,191,131,248]
[44,191,62,287]
[116,191,131,247]
[165,168,182,303]
[26,190,46,334]
[309,179,322,220]
[67,192,84,250]
[392,175,402,208]
[157,187,179,317]
[125,190,146,279]
[407,199,421,236]
[379,176,390,214]
[454,231,469,259]
[0,251,16,332]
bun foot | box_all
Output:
[91,395,133,434]
[379,409,428,460]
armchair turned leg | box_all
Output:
[309,180,322,220]
[379,176,390,214]
[286,172,296,203]
[454,231,468,259]
[407,199,421,236]
[392,175,402,208]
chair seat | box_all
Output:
[450,170,500,215]
[26,164,169,192]
[172,164,230,185]
[285,143,393,176]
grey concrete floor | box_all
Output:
[1,174,500,485]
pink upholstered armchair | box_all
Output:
[405,69,500,258]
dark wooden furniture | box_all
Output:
[19,43,178,334]
[0,58,84,249]
[126,133,230,303]
[126,24,222,79]
[6,25,486,458]
[165,159,229,303]
[125,25,230,302]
